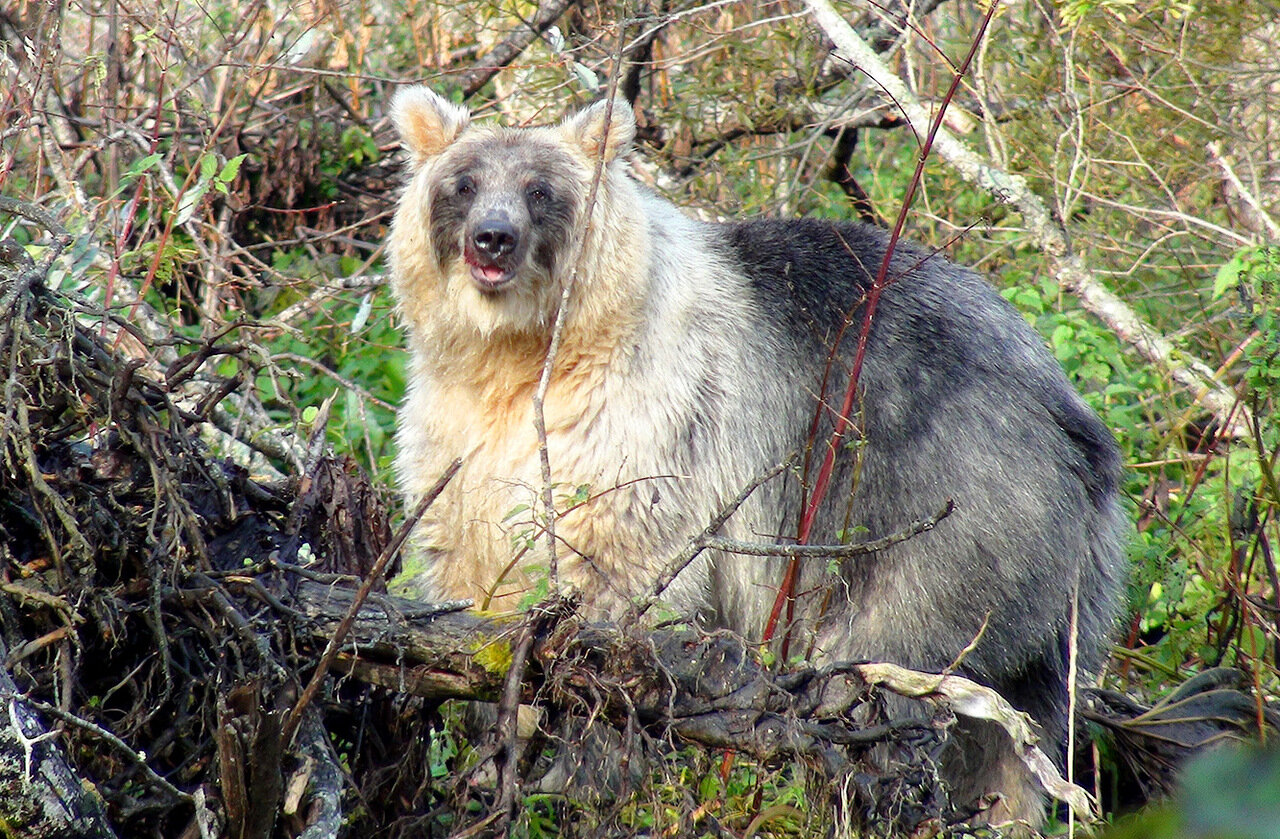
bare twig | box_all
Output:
[1208,141,1280,241]
[491,599,569,834]
[531,16,629,594]
[1,689,193,804]
[272,352,396,412]
[628,457,795,622]
[702,499,952,558]
[458,0,581,96]
[0,195,72,316]
[0,196,305,476]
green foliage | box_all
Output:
[1220,246,1280,423]
[1001,273,1153,445]
[175,152,247,225]
[1106,743,1280,839]
[515,570,551,610]
[297,119,380,197]
[250,281,405,472]
[505,748,813,838]
[515,795,562,839]
[427,727,460,779]
[114,152,163,198]
[119,238,198,301]
[1057,0,1140,28]
[339,125,379,168]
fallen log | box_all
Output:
[291,580,1092,819]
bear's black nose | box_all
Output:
[473,219,518,260]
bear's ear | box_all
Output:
[561,97,635,164]
[392,86,471,165]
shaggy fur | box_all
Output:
[386,88,1127,828]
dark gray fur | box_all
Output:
[709,217,1126,760]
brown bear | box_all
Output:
[386,87,1126,829]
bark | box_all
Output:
[0,642,118,839]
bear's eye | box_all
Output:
[456,176,475,197]
[526,182,551,204]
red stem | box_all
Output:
[763,3,1002,649]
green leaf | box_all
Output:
[1051,323,1074,348]
[1213,251,1247,298]
[218,153,247,183]
[173,180,209,226]
[546,25,565,54]
[350,292,374,333]
[124,152,163,180]
[110,152,163,198]
[571,61,599,92]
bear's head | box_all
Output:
[389,88,636,340]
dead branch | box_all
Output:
[279,456,461,747]
[628,457,794,622]
[296,580,1091,817]
[458,0,582,97]
[702,499,953,558]
[1208,141,1280,241]
[858,663,1094,820]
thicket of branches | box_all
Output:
[1,0,1278,837]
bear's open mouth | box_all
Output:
[465,258,514,293]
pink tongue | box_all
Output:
[481,265,504,282]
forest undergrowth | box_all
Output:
[1,0,1278,836]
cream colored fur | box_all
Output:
[388,90,762,616]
